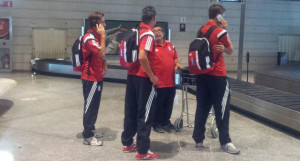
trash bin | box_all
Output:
[277,52,287,65]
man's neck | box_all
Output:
[156,39,163,45]
[209,19,218,24]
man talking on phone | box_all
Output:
[81,12,107,146]
[192,4,240,154]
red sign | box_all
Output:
[0,18,9,40]
[0,1,12,7]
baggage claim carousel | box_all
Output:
[31,58,300,136]
[31,58,128,83]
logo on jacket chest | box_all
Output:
[155,46,172,55]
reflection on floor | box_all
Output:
[0,72,299,161]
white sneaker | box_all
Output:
[83,137,103,146]
[221,143,240,155]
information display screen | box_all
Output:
[84,19,168,55]
[0,18,10,40]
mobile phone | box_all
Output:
[216,14,224,22]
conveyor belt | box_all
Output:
[31,59,128,83]
[187,78,300,111]
[229,78,300,111]
[187,78,300,132]
[254,63,300,95]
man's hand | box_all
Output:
[175,62,183,70]
[96,24,105,37]
[97,24,106,58]
[220,19,227,29]
[139,49,158,85]
[103,64,107,76]
[214,43,225,53]
[102,60,107,75]
[150,75,158,86]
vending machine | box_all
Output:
[0,17,12,72]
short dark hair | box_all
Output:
[88,12,104,28]
[142,6,156,24]
[208,4,225,19]
[154,25,164,33]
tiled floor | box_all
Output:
[0,72,299,161]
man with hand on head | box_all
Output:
[192,4,240,155]
[81,11,107,146]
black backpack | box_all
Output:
[119,27,154,68]
[188,25,219,74]
[72,33,94,74]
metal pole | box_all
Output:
[237,1,246,80]
[246,51,249,82]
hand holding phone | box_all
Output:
[216,14,227,29]
[96,24,105,37]
[216,14,224,22]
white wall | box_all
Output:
[237,0,300,71]
[0,0,299,71]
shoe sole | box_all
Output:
[153,129,165,133]
[83,141,103,146]
[195,146,204,150]
[123,150,137,153]
[221,149,240,155]
[123,144,137,153]
[135,157,158,160]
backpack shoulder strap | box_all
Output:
[81,32,96,75]
[201,26,219,63]
[196,26,204,38]
[203,26,217,39]
[81,32,97,59]
[82,32,96,44]
[205,26,221,63]
[139,30,155,39]
[137,28,155,49]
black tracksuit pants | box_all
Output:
[192,75,232,146]
[121,75,156,154]
[153,86,176,128]
[82,80,103,139]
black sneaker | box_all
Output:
[162,123,176,133]
[153,127,165,133]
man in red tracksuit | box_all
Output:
[151,25,182,133]
[81,12,107,146]
[192,4,240,155]
[121,6,159,160]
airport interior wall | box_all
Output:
[1,0,299,72]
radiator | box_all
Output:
[278,35,300,62]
